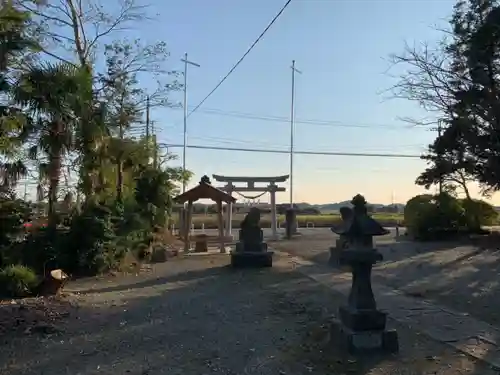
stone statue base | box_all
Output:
[233,209,274,267]
[231,242,273,268]
[331,319,399,354]
[230,251,273,268]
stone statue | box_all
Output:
[238,207,264,247]
[337,206,353,249]
[339,206,353,221]
[231,207,273,267]
[241,207,261,228]
[329,206,353,266]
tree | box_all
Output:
[0,2,37,191]
[134,165,176,227]
[416,148,476,199]
[456,1,500,191]
[13,62,86,228]
[98,38,180,202]
[97,137,150,202]
[16,0,155,201]
[101,42,142,203]
[17,0,148,69]
[0,1,192,279]
[392,0,500,194]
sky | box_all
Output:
[143,0,465,205]
[24,0,498,205]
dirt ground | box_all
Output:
[271,231,500,328]
[0,253,495,375]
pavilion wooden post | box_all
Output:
[184,200,194,252]
[173,179,235,254]
[217,201,225,253]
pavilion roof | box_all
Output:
[174,181,236,204]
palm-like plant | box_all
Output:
[0,3,37,192]
[13,62,84,227]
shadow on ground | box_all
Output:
[72,263,234,294]
[0,255,495,375]
[273,232,500,328]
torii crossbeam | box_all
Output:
[212,174,289,240]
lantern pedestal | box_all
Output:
[332,248,399,354]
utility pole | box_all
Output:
[152,121,158,169]
[181,53,200,193]
[289,60,302,209]
[437,119,443,195]
[145,95,150,164]
[146,95,150,139]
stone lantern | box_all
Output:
[331,194,399,354]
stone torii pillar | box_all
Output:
[269,183,278,240]
[212,174,289,241]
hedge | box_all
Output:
[169,213,405,229]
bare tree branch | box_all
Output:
[16,0,151,69]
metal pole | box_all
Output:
[437,119,443,195]
[146,95,150,139]
[182,55,188,194]
[152,121,158,169]
[289,60,301,208]
[146,95,150,164]
[181,53,200,193]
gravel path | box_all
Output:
[0,253,495,375]
[272,232,500,328]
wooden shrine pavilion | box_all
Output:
[174,176,236,252]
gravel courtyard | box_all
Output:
[271,230,500,327]
[0,253,494,375]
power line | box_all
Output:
[197,108,401,128]
[159,143,421,159]
[164,134,426,152]
[170,106,429,130]
[187,0,293,118]
[125,123,427,151]
[187,134,289,148]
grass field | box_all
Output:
[170,212,404,229]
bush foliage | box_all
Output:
[0,265,38,298]
[0,165,178,289]
[404,193,497,241]
[0,2,189,295]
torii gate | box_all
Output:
[212,174,289,240]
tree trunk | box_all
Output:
[116,157,123,203]
[37,269,69,296]
[116,121,124,204]
[462,184,480,231]
[66,0,87,69]
[66,0,100,202]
